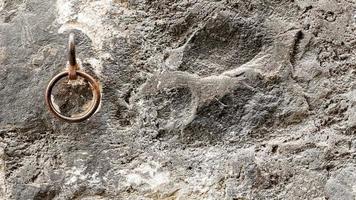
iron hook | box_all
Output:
[45,33,101,122]
[68,33,78,80]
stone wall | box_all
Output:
[0,0,356,199]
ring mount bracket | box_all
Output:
[45,33,101,123]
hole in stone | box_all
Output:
[271,145,278,154]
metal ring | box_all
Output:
[45,71,101,123]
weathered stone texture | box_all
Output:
[1,0,356,199]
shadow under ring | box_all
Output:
[45,71,101,123]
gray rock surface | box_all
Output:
[0,0,356,199]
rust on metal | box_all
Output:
[45,33,101,123]
[68,33,78,80]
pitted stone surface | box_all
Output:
[1,0,356,199]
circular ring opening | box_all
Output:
[45,71,101,122]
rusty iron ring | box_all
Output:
[45,33,101,123]
[45,71,101,123]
